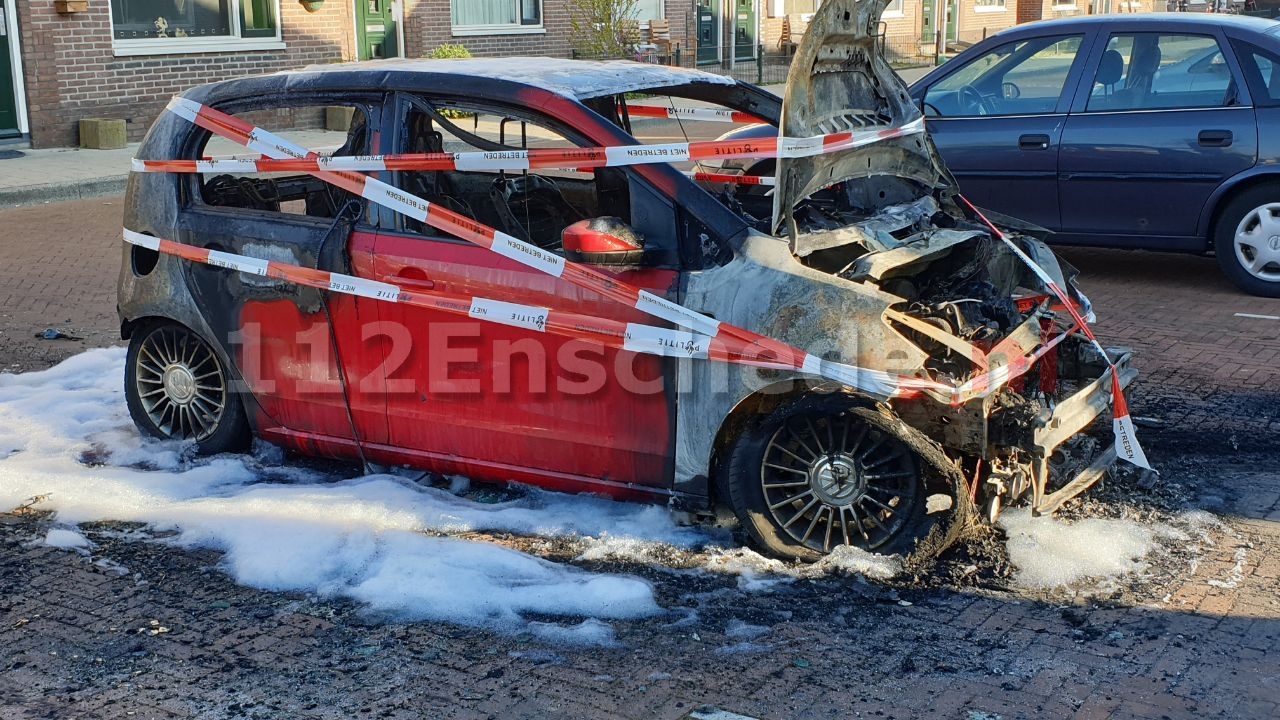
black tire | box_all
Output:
[125,321,250,454]
[720,395,943,562]
[1214,184,1280,298]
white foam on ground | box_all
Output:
[999,508,1157,589]
[2,349,919,636]
[0,349,687,638]
[724,619,770,640]
[528,618,619,647]
[44,527,93,550]
[715,641,773,655]
[700,544,902,591]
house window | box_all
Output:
[634,0,664,20]
[451,0,543,30]
[110,0,281,53]
[975,0,1007,10]
[883,0,904,15]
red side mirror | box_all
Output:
[561,218,646,265]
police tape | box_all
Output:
[957,196,1151,470]
[121,227,926,396]
[122,226,1078,408]
[145,96,1102,410]
[625,105,766,124]
[139,155,776,188]
[131,101,924,175]
[685,171,775,186]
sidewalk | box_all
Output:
[0,66,934,210]
[0,130,350,209]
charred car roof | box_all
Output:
[178,57,740,105]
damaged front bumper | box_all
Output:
[1030,350,1137,515]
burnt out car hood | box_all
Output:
[773,0,953,241]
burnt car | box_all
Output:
[119,0,1136,562]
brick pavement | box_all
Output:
[0,198,123,372]
[0,199,1278,719]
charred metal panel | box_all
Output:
[674,229,928,490]
[773,0,952,240]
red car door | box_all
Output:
[367,229,679,493]
[337,94,693,494]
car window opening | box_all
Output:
[198,104,369,220]
[398,97,635,257]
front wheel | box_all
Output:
[1215,185,1280,298]
[125,321,250,453]
[721,397,940,561]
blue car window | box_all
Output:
[1087,33,1233,112]
[923,35,1082,118]
[1231,40,1280,106]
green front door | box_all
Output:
[356,0,396,60]
[732,0,756,62]
[0,0,21,138]
[696,0,719,65]
[920,0,960,45]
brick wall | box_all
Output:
[16,1,353,148]
[760,5,923,61]
[1015,0,1159,23]
[1017,0,1045,23]
[956,1,1016,45]
[405,0,694,60]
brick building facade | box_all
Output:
[1,0,702,149]
[0,0,1172,149]
[8,0,355,147]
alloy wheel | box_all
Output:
[133,326,227,441]
[759,412,921,553]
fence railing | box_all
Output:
[570,33,932,87]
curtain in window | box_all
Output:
[634,0,662,20]
[452,0,516,26]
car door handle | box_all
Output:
[1019,134,1050,151]
[1198,130,1233,148]
[385,275,435,291]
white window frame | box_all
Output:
[975,0,1008,13]
[634,0,666,22]
[110,0,285,57]
[3,0,31,134]
[1052,0,1078,7]
[451,0,547,37]
[883,0,905,18]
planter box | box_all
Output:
[79,118,128,150]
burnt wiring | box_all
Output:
[316,199,372,473]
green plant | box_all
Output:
[428,44,473,118]
[429,43,472,60]
[568,0,642,59]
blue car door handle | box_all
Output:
[1198,130,1233,148]
[1019,134,1051,150]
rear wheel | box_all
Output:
[722,396,938,561]
[1215,184,1280,298]
[125,321,250,453]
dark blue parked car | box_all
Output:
[908,13,1280,297]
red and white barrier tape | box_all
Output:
[626,105,766,124]
[139,154,775,188]
[132,103,923,175]
[685,171,775,186]
[957,196,1151,469]
[139,97,1127,423]
[156,97,937,400]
